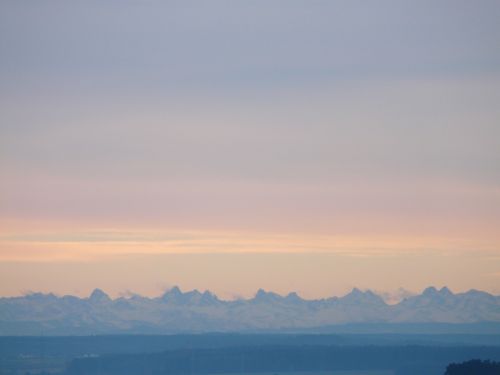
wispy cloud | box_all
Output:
[0,228,498,263]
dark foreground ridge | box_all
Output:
[1,336,499,375]
[64,346,500,375]
[445,359,500,374]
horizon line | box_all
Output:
[4,285,498,303]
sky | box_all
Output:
[1,0,500,299]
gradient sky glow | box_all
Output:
[1,0,500,299]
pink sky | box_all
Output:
[1,1,499,298]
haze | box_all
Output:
[1,0,499,299]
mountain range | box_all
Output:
[1,286,499,335]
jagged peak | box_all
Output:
[89,288,110,302]
[422,286,453,298]
[255,288,268,297]
[344,288,376,297]
[162,286,182,298]
[340,288,385,305]
[423,286,438,296]
[2,285,500,335]
[202,290,217,299]
[184,289,202,297]
[169,286,182,294]
[439,286,453,296]
[254,289,281,301]
[286,291,301,300]
[25,292,57,300]
[159,286,221,305]
[8,286,498,305]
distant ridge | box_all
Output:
[1,286,499,335]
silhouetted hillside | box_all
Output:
[65,345,500,375]
[445,359,500,374]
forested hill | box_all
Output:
[445,359,500,374]
[65,345,500,375]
